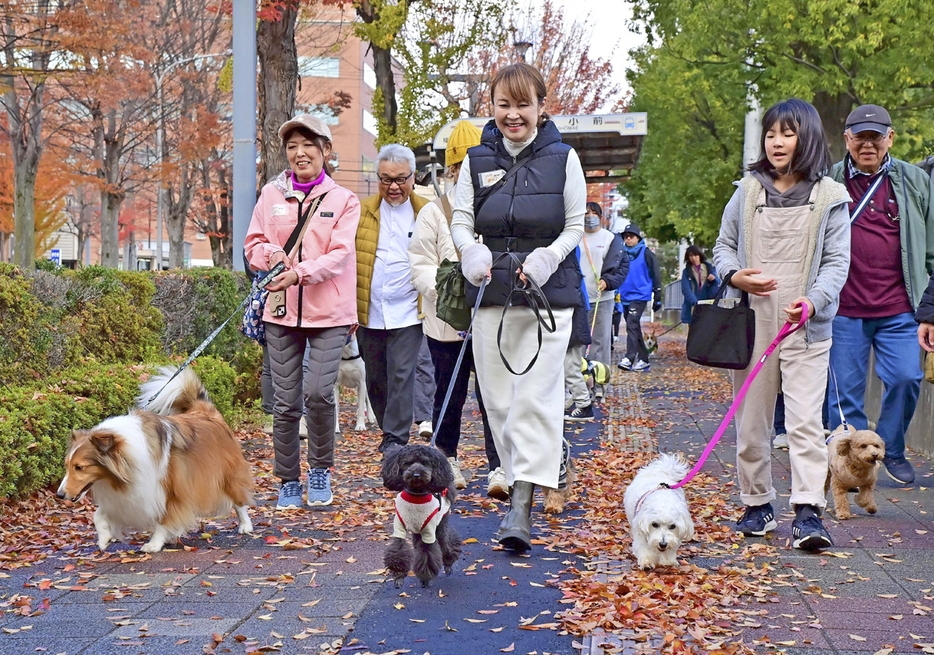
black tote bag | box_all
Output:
[686,281,755,370]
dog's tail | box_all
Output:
[137,366,211,416]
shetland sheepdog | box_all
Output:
[57,367,254,552]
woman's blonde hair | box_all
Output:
[490,62,551,128]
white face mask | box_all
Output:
[584,214,601,229]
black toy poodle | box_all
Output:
[381,444,462,588]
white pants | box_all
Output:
[472,305,573,488]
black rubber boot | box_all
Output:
[498,481,535,553]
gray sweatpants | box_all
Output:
[265,322,349,479]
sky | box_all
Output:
[549,0,648,98]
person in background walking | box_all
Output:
[617,222,662,372]
[407,119,505,499]
[680,245,720,325]
[713,98,850,550]
[827,104,934,486]
[564,245,595,422]
[245,114,361,510]
[451,63,586,553]
[580,201,627,400]
[355,144,430,455]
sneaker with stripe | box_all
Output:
[735,503,776,536]
[792,505,833,550]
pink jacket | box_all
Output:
[245,171,360,328]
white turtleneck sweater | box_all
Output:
[450,127,586,261]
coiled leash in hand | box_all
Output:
[141,262,286,409]
[496,252,557,376]
[669,302,809,489]
[430,277,487,448]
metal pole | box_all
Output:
[232,0,257,273]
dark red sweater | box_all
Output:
[838,172,912,318]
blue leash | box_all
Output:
[142,263,285,409]
[430,277,487,448]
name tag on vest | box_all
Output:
[479,170,505,188]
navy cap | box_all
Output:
[621,222,642,239]
[845,104,892,135]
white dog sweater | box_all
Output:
[393,490,450,544]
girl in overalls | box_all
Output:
[713,98,851,550]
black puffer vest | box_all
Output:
[465,119,582,308]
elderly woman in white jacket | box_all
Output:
[408,121,505,499]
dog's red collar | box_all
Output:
[400,490,433,504]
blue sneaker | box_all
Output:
[307,468,333,507]
[882,456,915,485]
[276,480,303,510]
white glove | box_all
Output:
[521,247,560,286]
[460,243,492,286]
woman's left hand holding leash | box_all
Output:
[265,251,298,291]
[783,296,813,324]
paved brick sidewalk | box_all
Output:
[584,336,934,655]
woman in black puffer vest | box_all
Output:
[450,63,586,554]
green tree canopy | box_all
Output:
[624,0,934,243]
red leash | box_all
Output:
[669,303,809,489]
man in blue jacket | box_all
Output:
[828,104,934,486]
[616,222,662,372]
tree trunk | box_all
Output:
[99,190,125,267]
[165,162,195,269]
[813,91,854,163]
[12,164,39,268]
[257,1,299,188]
[371,43,397,139]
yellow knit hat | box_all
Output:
[445,121,482,167]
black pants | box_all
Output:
[426,337,500,470]
[624,301,649,362]
[357,324,423,451]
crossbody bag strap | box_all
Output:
[496,252,557,376]
[433,193,460,258]
[283,191,328,262]
[849,172,886,225]
[474,154,532,217]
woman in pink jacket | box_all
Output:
[245,114,360,511]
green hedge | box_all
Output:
[0,265,263,499]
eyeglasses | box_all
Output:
[377,172,414,187]
[848,131,889,145]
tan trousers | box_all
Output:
[732,193,830,510]
[472,305,572,488]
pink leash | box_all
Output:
[669,303,809,489]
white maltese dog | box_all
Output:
[623,453,695,570]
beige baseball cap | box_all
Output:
[278,114,332,143]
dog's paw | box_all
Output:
[97,537,111,552]
[444,565,453,575]
[140,541,163,553]
[354,421,366,432]
[420,579,431,588]
[834,507,852,520]
[865,503,878,514]
[393,577,405,589]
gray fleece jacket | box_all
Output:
[713,176,852,343]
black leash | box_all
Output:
[141,263,285,409]
[430,277,487,449]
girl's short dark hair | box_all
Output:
[585,201,603,217]
[748,98,832,180]
[684,245,707,266]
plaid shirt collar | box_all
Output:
[846,153,891,178]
